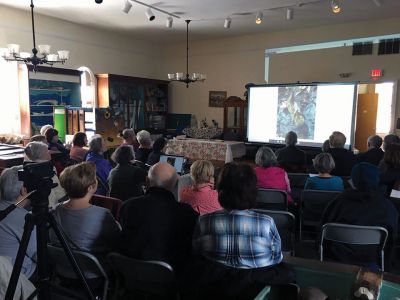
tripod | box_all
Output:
[4,162,97,300]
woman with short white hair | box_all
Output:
[135,130,153,163]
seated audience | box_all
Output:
[357,135,384,165]
[321,162,398,270]
[121,128,139,151]
[50,162,121,255]
[29,134,47,144]
[24,142,66,208]
[119,162,198,274]
[86,134,112,196]
[45,128,70,157]
[304,153,344,191]
[275,131,307,172]
[189,163,293,298]
[180,160,222,215]
[146,137,166,166]
[134,130,153,163]
[0,167,37,280]
[40,124,53,136]
[254,146,292,202]
[327,131,356,176]
[322,139,330,152]
[69,132,88,162]
[107,145,147,201]
[380,143,400,197]
[379,134,400,172]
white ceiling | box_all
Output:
[0,0,400,44]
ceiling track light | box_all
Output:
[122,0,132,14]
[286,8,294,20]
[255,11,263,24]
[224,17,232,29]
[166,16,173,28]
[331,0,341,14]
[145,8,155,21]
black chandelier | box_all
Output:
[167,20,205,88]
[0,0,69,72]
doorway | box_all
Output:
[355,82,396,152]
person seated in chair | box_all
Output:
[134,130,153,164]
[275,131,307,172]
[179,160,222,215]
[108,145,147,201]
[357,135,384,166]
[379,134,400,173]
[304,153,344,192]
[188,163,294,299]
[321,162,398,270]
[0,168,37,281]
[326,131,356,176]
[45,128,70,158]
[119,162,198,275]
[254,146,292,203]
[146,137,166,166]
[379,143,400,197]
[69,132,88,163]
[121,128,139,151]
[50,162,121,255]
[85,134,112,196]
[24,141,66,208]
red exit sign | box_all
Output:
[371,69,383,77]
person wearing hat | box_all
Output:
[321,162,398,270]
[45,128,70,158]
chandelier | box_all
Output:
[0,0,69,72]
[168,20,205,88]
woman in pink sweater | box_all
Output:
[179,160,222,215]
[254,146,292,203]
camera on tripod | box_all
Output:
[18,161,55,192]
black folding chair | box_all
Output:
[256,188,288,211]
[299,189,340,240]
[320,223,388,271]
[253,209,296,256]
[107,252,178,300]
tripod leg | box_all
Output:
[5,215,35,300]
[48,213,96,300]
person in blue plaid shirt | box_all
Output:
[183,163,294,299]
[193,163,283,269]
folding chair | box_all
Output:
[90,194,123,221]
[47,244,109,300]
[253,209,296,256]
[256,188,288,211]
[319,223,388,271]
[299,189,340,240]
[107,252,178,300]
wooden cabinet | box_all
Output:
[223,96,248,141]
[97,74,169,133]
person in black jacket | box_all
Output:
[146,137,166,166]
[380,143,400,197]
[119,162,198,275]
[326,131,356,176]
[275,131,307,172]
[321,162,398,271]
[357,135,384,166]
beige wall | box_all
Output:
[1,4,400,129]
[0,5,163,79]
[163,17,400,127]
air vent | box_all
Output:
[378,38,400,55]
[352,42,373,55]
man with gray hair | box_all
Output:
[275,131,307,172]
[357,135,384,166]
[0,167,37,280]
[135,130,153,163]
[119,162,198,275]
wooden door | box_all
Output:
[355,94,378,152]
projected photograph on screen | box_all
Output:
[247,83,357,149]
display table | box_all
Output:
[165,138,245,163]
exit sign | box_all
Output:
[371,69,383,77]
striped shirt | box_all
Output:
[193,209,283,269]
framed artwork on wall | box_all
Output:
[209,91,227,107]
